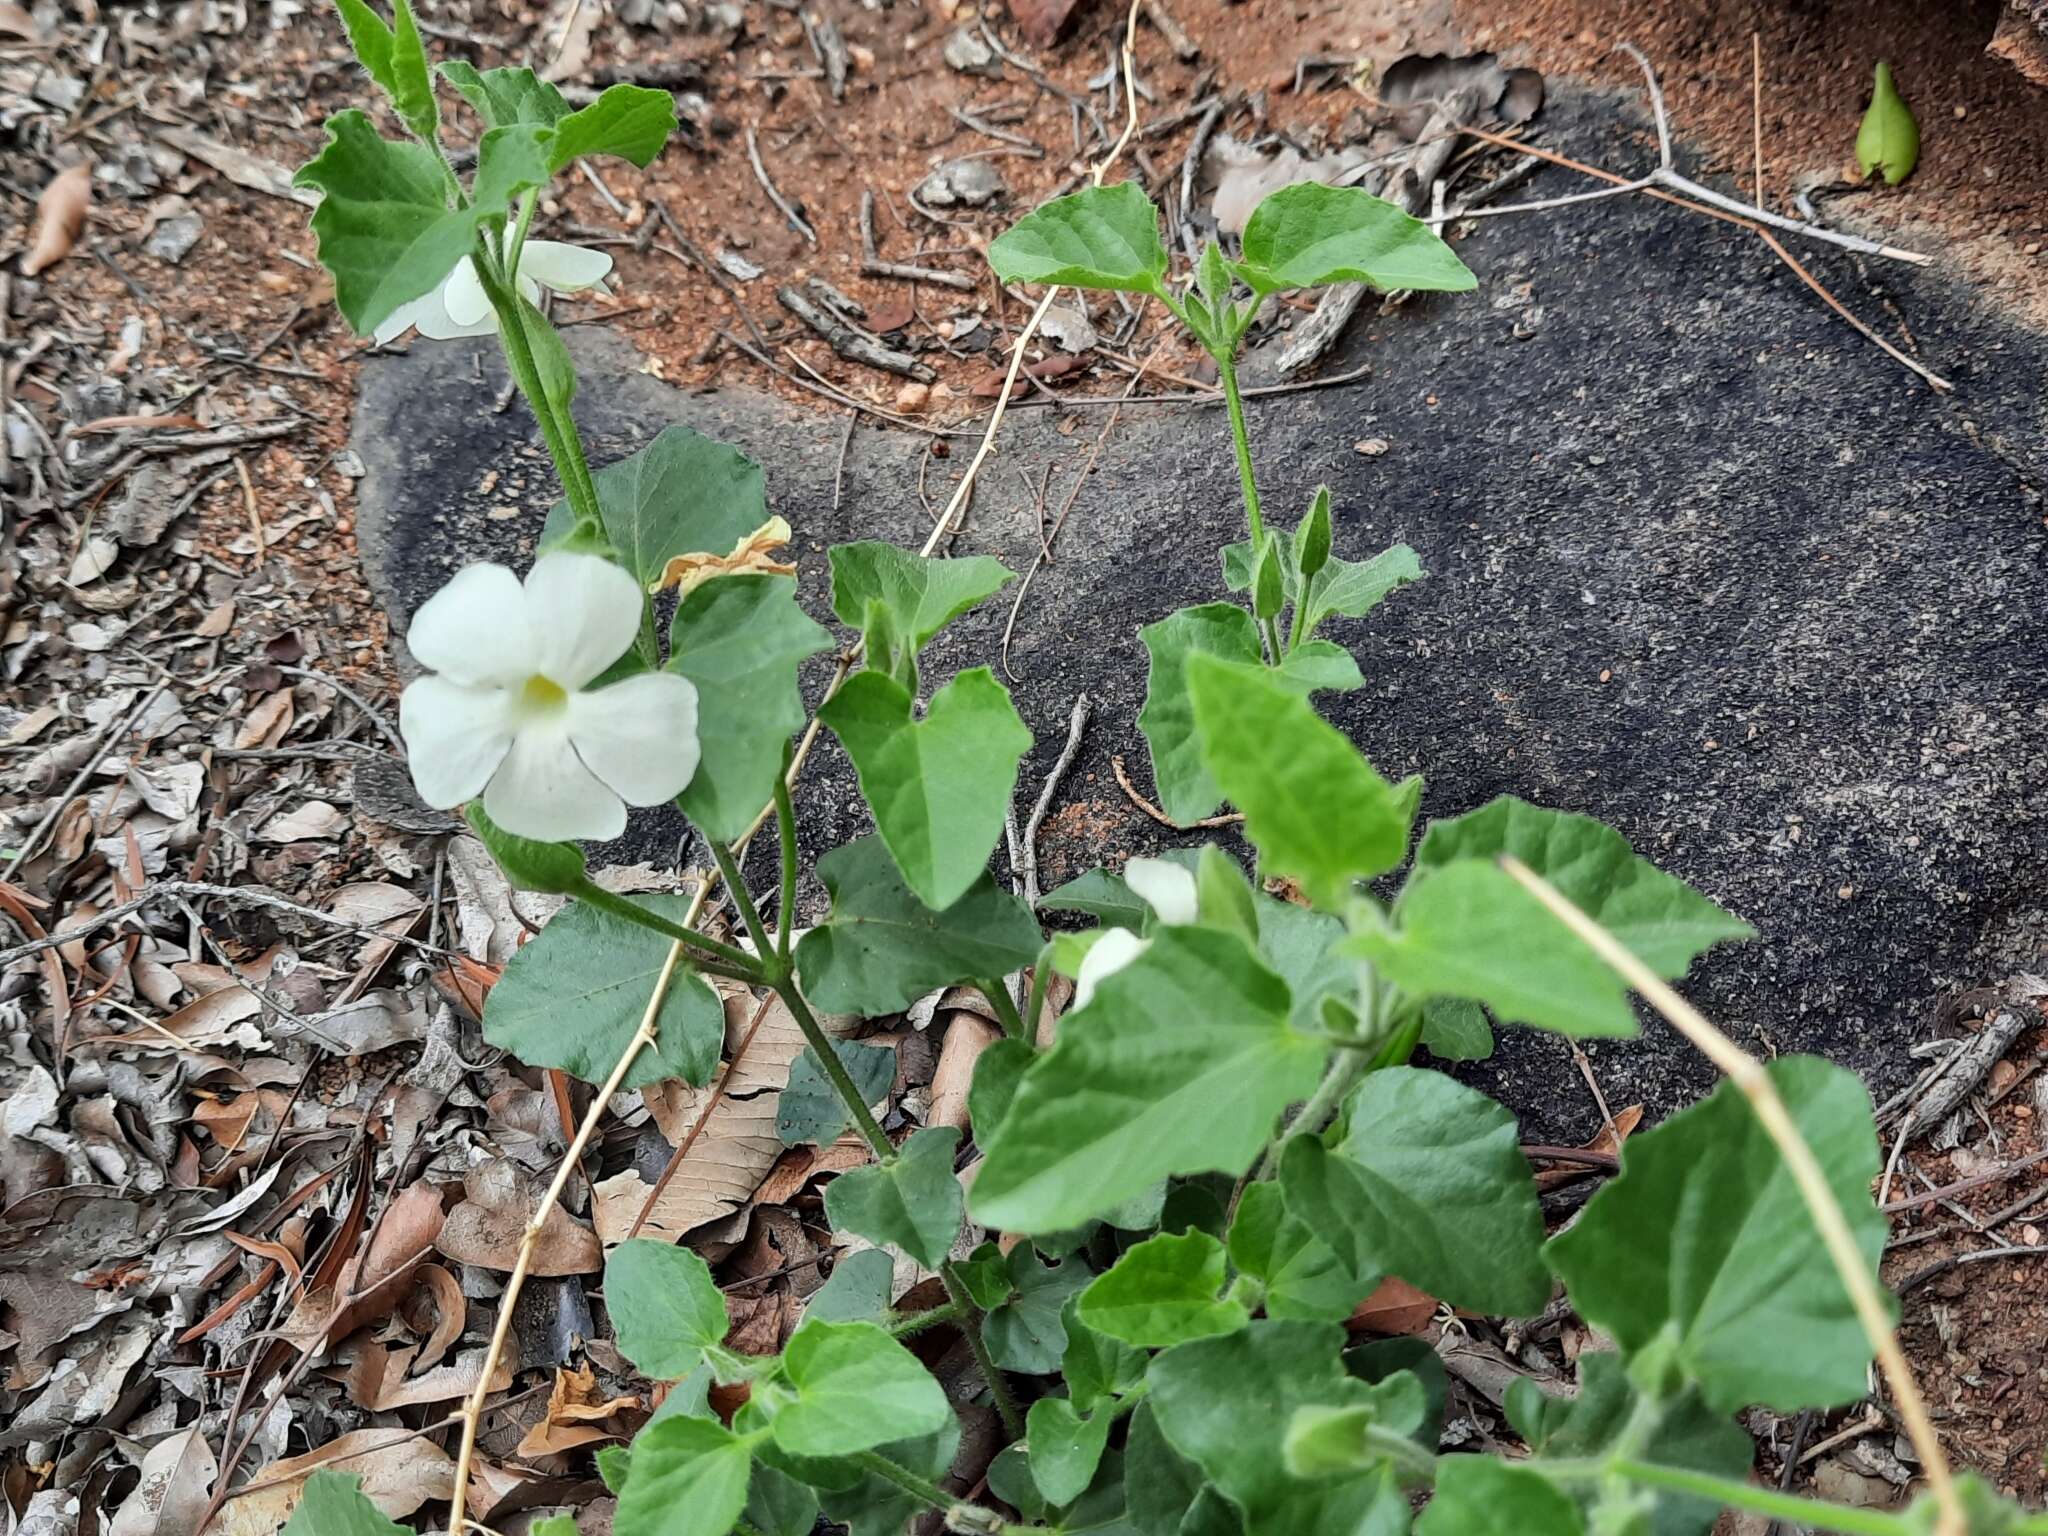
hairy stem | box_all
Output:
[1022,948,1052,1050]
[568,879,763,977]
[710,840,778,969]
[940,1262,1026,1441]
[473,237,604,537]
[848,1450,954,1511]
[885,1300,964,1338]
[779,980,895,1163]
[1606,1460,1913,1536]
[774,766,800,963]
[980,979,1027,1040]
[1212,347,1286,660]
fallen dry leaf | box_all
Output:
[1347,1276,1439,1336]
[653,516,798,595]
[438,1161,601,1275]
[108,1424,216,1536]
[514,1364,640,1457]
[407,1262,466,1369]
[342,1339,512,1411]
[222,1428,454,1535]
[23,163,91,276]
[597,1091,784,1243]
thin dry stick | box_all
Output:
[448,929,693,1536]
[1751,32,1764,208]
[1498,856,1964,1536]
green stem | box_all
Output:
[1022,947,1053,1049]
[778,979,895,1163]
[774,767,800,964]
[885,1300,963,1338]
[710,840,778,969]
[848,1451,954,1512]
[940,1262,1026,1441]
[1213,348,1266,547]
[472,239,604,538]
[1258,1047,1367,1180]
[1603,1460,1915,1536]
[567,880,763,978]
[981,979,1027,1041]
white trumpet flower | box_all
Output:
[1072,857,1200,1009]
[373,235,614,345]
[399,552,699,843]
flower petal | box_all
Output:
[399,676,517,807]
[407,563,535,686]
[483,720,627,842]
[1073,928,1148,1012]
[1125,857,1199,926]
[522,552,643,689]
[440,256,495,329]
[373,290,436,345]
[520,240,614,293]
[568,672,701,806]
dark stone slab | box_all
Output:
[354,88,2048,1141]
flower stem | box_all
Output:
[472,238,604,540]
[568,879,763,979]
[710,841,778,970]
[980,979,1027,1040]
[885,1300,964,1338]
[939,1262,1026,1440]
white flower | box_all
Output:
[399,552,700,843]
[1073,857,1199,1009]
[373,235,614,345]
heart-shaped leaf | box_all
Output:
[1234,184,1475,295]
[988,181,1169,293]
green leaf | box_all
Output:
[542,425,769,590]
[331,0,398,107]
[1226,1181,1372,1322]
[281,1473,406,1536]
[971,925,1325,1233]
[970,1035,1035,1140]
[827,543,1013,655]
[1354,796,1753,1037]
[605,1239,729,1380]
[987,181,1168,294]
[1281,1068,1548,1315]
[1235,184,1475,294]
[777,1040,896,1146]
[820,667,1033,911]
[1416,1457,1584,1536]
[548,82,676,171]
[794,837,1043,1015]
[1419,997,1494,1063]
[1137,603,1264,826]
[1038,868,1148,930]
[1546,1056,1888,1414]
[1274,640,1365,695]
[1194,846,1260,947]
[470,121,556,213]
[437,60,568,128]
[1508,1353,1751,1536]
[1076,1230,1247,1347]
[519,296,576,413]
[775,1320,953,1456]
[1292,487,1333,584]
[530,1517,577,1536]
[1297,543,1424,641]
[462,802,586,893]
[1282,1374,1425,1477]
[1187,654,1413,907]
[482,895,725,1090]
[668,574,832,841]
[983,1245,1091,1374]
[386,0,438,142]
[819,1425,962,1536]
[1027,1397,1112,1507]
[806,1248,895,1325]
[746,1464,820,1536]
[614,1416,755,1536]
[1061,1296,1146,1411]
[1252,894,1352,1034]
[1347,1337,1448,1451]
[294,110,471,336]
[1856,61,1919,186]
[823,1125,963,1269]
[1413,796,1754,973]
[1125,1404,1208,1536]
[1252,539,1287,622]
[1149,1321,1415,1536]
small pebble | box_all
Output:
[1353,437,1390,457]
[896,382,931,413]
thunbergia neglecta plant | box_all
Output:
[284,6,2021,1536]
